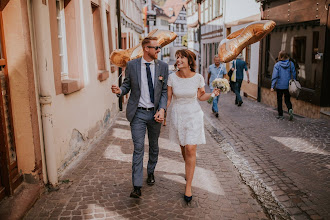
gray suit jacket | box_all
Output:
[119,58,169,122]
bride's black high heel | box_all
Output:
[184,194,192,203]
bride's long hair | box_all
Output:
[174,49,197,72]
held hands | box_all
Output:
[154,109,165,123]
[111,85,121,94]
[270,88,274,92]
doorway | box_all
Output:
[0,12,23,202]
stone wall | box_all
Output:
[260,88,321,119]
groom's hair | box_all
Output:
[175,49,196,72]
[142,37,158,48]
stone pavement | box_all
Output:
[201,88,330,220]
[24,109,268,219]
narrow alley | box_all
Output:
[24,105,268,220]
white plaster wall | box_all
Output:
[187,11,198,25]
[249,42,260,84]
[50,0,120,171]
[224,0,260,24]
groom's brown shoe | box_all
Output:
[147,173,155,185]
[130,186,141,198]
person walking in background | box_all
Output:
[167,49,220,204]
[227,67,235,92]
[111,37,168,198]
[231,54,250,106]
[207,55,227,117]
[271,51,296,121]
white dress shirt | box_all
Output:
[139,57,155,108]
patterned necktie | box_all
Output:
[145,63,154,103]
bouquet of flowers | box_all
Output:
[207,78,230,104]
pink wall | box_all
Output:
[2,0,42,179]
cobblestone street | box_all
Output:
[200,89,330,220]
[24,88,330,220]
[24,107,267,219]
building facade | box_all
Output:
[186,0,200,72]
[199,0,224,79]
[0,0,134,207]
[120,0,144,51]
[145,0,171,62]
[257,0,330,118]
[224,0,261,99]
[163,0,187,61]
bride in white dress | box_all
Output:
[167,49,220,203]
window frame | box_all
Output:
[56,0,69,80]
[312,31,319,63]
[244,45,251,69]
[293,36,306,64]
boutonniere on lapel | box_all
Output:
[158,75,164,82]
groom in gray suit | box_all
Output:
[111,37,168,198]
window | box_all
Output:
[215,42,219,56]
[293,36,306,63]
[50,0,85,94]
[209,0,213,20]
[312,31,319,63]
[264,34,271,78]
[92,3,106,71]
[205,0,209,22]
[245,45,251,69]
[201,2,204,24]
[161,20,168,25]
[194,0,197,12]
[106,11,114,55]
[215,0,220,17]
[209,44,212,66]
[56,0,68,79]
[187,2,191,16]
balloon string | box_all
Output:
[111,73,123,85]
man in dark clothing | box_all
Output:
[231,54,250,106]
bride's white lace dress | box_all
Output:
[167,72,206,146]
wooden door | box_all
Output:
[0,11,22,201]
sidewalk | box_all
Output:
[201,88,330,220]
[24,109,267,219]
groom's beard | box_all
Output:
[148,51,158,60]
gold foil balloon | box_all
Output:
[218,20,276,63]
[110,29,177,67]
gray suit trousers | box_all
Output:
[130,108,161,187]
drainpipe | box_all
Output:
[39,97,58,186]
[116,0,123,111]
[27,0,48,185]
[257,2,265,102]
[197,0,201,73]
[32,0,58,186]
[257,38,263,102]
